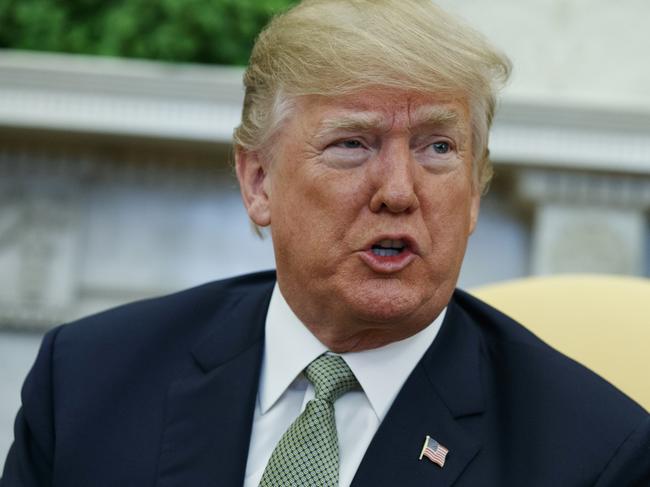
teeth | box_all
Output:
[376,239,405,249]
[372,248,400,257]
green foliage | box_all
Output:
[0,0,298,65]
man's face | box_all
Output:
[237,89,480,351]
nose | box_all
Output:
[368,143,419,214]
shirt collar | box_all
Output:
[259,283,328,414]
[260,282,446,420]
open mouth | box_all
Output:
[371,239,407,257]
[360,236,416,273]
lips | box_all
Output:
[359,235,418,273]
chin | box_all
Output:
[342,279,434,325]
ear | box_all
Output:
[235,146,271,227]
[468,189,481,235]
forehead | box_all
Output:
[296,89,471,132]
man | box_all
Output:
[3,0,649,486]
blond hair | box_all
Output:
[234,0,511,193]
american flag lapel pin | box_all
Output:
[419,435,449,468]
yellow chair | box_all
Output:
[471,274,650,411]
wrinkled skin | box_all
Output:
[236,89,480,352]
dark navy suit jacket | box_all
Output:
[2,271,650,486]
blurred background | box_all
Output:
[1,0,649,468]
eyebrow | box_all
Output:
[411,106,469,148]
[314,105,463,139]
[410,105,461,129]
[315,112,390,139]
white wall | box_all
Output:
[436,0,650,108]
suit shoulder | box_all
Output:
[452,288,648,419]
[55,270,276,355]
[452,288,556,349]
[451,289,648,480]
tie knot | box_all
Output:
[304,354,359,403]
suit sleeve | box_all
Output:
[594,415,650,487]
[1,326,63,487]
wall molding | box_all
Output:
[1,49,649,174]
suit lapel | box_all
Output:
[352,296,485,487]
[155,280,274,487]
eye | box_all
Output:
[431,141,451,154]
[337,139,364,149]
[322,137,371,168]
[414,136,460,170]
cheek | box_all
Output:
[287,168,369,219]
[421,174,475,244]
[270,170,353,247]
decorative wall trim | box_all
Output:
[517,168,650,276]
[2,50,649,174]
[0,50,244,142]
[492,100,650,174]
[518,168,650,209]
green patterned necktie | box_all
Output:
[259,354,360,487]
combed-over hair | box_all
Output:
[234,0,511,193]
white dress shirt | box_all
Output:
[243,283,446,487]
